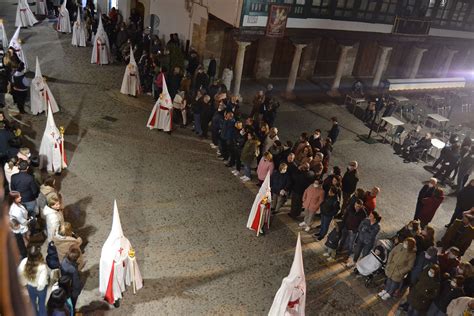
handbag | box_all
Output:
[46,241,60,269]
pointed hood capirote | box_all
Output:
[99,200,143,304]
[268,233,306,315]
[34,56,42,78]
[0,19,8,50]
[39,102,66,172]
[30,57,60,115]
[146,75,173,131]
[246,170,272,233]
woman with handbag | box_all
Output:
[9,191,31,258]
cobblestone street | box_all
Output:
[1,1,471,314]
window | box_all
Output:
[311,0,330,17]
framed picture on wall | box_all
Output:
[266,5,289,38]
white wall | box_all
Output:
[149,0,190,43]
[205,0,242,27]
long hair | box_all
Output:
[24,246,44,282]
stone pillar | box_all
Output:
[330,45,353,92]
[284,44,307,99]
[372,46,393,88]
[407,47,427,79]
[299,38,321,79]
[439,48,458,77]
[232,41,251,97]
[254,37,277,79]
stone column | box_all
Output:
[408,47,427,79]
[330,45,352,92]
[232,41,251,97]
[439,48,458,77]
[284,44,307,99]
[372,46,393,88]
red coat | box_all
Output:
[418,195,444,226]
[364,192,376,214]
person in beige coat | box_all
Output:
[446,296,473,316]
[378,237,417,300]
[52,222,85,270]
[300,180,325,232]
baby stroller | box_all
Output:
[353,239,394,288]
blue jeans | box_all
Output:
[427,302,445,316]
[408,305,421,316]
[23,200,37,234]
[352,239,373,262]
[193,114,202,135]
[319,214,333,238]
[27,285,47,316]
[340,229,357,255]
[384,278,400,295]
[243,164,251,178]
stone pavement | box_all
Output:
[1,1,471,315]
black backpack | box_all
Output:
[46,241,60,269]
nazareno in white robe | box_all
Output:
[39,103,66,173]
[146,75,173,132]
[15,0,38,27]
[31,57,60,115]
[71,8,86,47]
[91,16,110,65]
[0,21,8,50]
[57,0,71,33]
[9,27,28,70]
[99,201,143,304]
[120,46,140,96]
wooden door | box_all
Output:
[313,37,339,77]
[270,37,295,78]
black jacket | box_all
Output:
[320,195,341,217]
[270,170,290,194]
[455,184,474,211]
[60,258,82,298]
[342,169,359,194]
[290,169,315,195]
[328,124,340,144]
[11,172,39,202]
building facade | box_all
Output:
[113,0,474,96]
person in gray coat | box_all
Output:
[350,211,381,265]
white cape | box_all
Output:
[9,27,27,70]
[246,171,272,234]
[31,57,60,115]
[146,75,172,131]
[71,8,86,47]
[99,200,143,304]
[36,0,48,15]
[91,16,110,65]
[120,46,140,96]
[0,20,8,50]
[268,233,306,316]
[39,103,66,173]
[15,0,38,27]
[57,0,71,33]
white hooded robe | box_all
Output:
[0,20,8,50]
[247,171,272,236]
[120,46,140,96]
[15,0,38,27]
[39,103,67,173]
[268,233,306,316]
[30,57,60,115]
[146,75,173,132]
[9,27,27,70]
[91,16,110,65]
[57,0,71,33]
[71,8,86,47]
[99,201,143,304]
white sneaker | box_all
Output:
[323,252,330,257]
[327,257,335,262]
[377,290,387,298]
[216,151,221,155]
[210,144,217,148]
[241,176,250,182]
[298,222,306,227]
[304,226,311,232]
[381,293,391,301]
